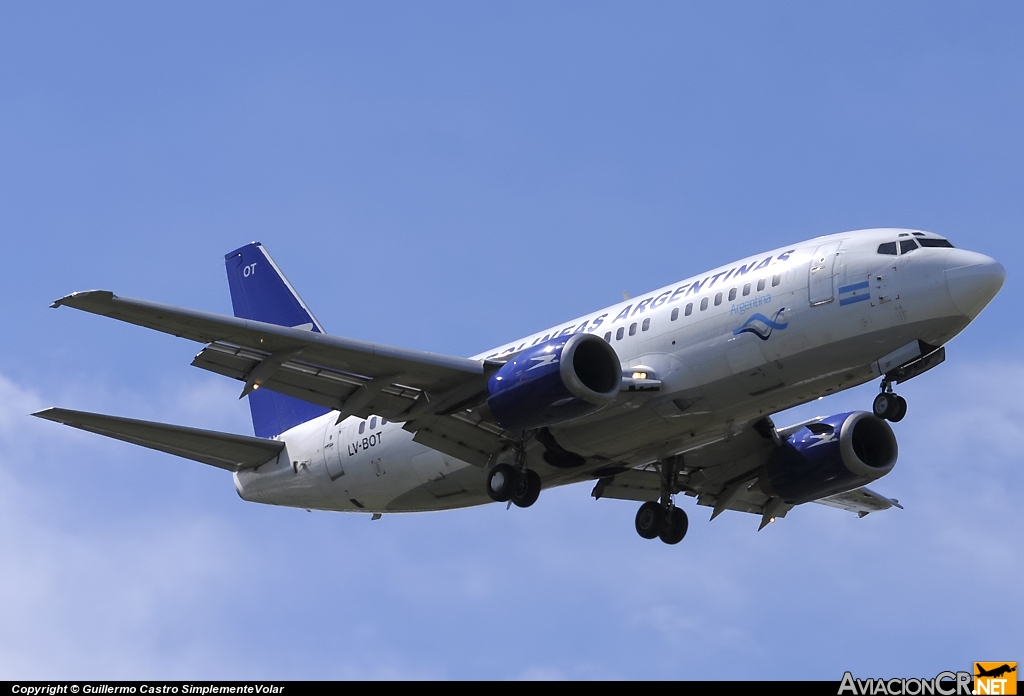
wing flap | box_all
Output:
[408,414,507,467]
[191,342,428,420]
[591,468,661,502]
[33,407,284,472]
[192,342,363,411]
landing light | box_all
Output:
[769,516,776,524]
[632,371,648,380]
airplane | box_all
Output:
[34,228,1004,544]
[975,664,1016,679]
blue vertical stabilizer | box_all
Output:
[225,243,330,438]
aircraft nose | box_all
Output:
[945,250,1005,318]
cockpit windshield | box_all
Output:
[918,238,954,248]
[878,237,954,254]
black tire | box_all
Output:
[511,469,542,508]
[659,507,689,545]
[873,392,896,420]
[487,463,518,503]
[635,501,665,539]
[890,396,908,423]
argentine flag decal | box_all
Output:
[838,281,871,306]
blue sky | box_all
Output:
[1,2,1021,679]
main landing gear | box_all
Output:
[872,378,907,423]
[486,440,542,508]
[634,456,689,545]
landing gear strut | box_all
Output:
[511,469,541,508]
[872,378,907,423]
[486,438,542,508]
[634,456,689,545]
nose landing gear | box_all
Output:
[634,456,689,545]
[872,379,907,423]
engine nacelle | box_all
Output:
[759,411,898,505]
[485,334,622,431]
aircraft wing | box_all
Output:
[32,407,284,472]
[52,291,484,388]
[591,418,793,527]
[814,487,902,516]
[51,291,507,465]
[591,415,900,528]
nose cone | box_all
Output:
[945,250,1005,318]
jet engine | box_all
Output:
[759,411,898,504]
[485,334,621,431]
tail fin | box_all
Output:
[225,242,330,438]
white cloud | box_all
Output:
[0,359,1021,679]
[0,374,245,678]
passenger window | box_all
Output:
[671,308,679,321]
[877,242,898,255]
[604,331,612,342]
[370,417,377,429]
[685,303,693,316]
[700,297,709,311]
[629,322,637,336]
[359,421,365,434]
[743,283,751,296]
[757,278,766,292]
[642,318,650,331]
[616,327,624,341]
[728,288,737,301]
[772,274,781,287]
[900,239,919,254]
[714,292,722,306]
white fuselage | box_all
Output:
[234,229,1001,513]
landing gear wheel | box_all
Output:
[486,463,518,503]
[511,469,542,508]
[889,396,908,423]
[659,507,689,545]
[873,391,907,422]
[635,501,665,540]
[873,392,896,420]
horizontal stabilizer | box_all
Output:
[33,407,284,472]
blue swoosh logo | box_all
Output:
[733,308,788,341]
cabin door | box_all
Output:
[323,420,347,480]
[808,241,843,306]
